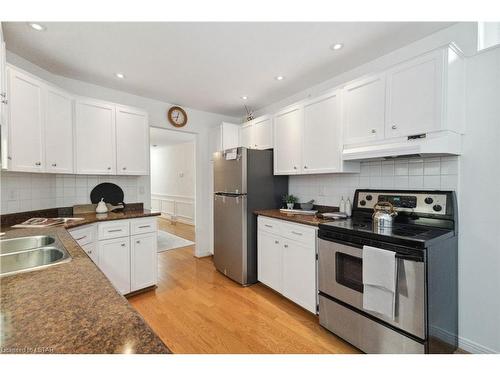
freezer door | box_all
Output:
[213,148,247,194]
[214,193,247,284]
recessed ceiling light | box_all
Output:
[275,75,285,81]
[115,73,125,79]
[28,23,46,31]
[331,43,344,51]
[241,96,248,100]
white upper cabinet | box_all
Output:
[274,105,303,175]
[45,86,74,174]
[7,67,45,172]
[252,116,273,150]
[343,74,386,145]
[220,122,240,150]
[75,98,116,175]
[116,105,149,175]
[303,90,342,173]
[385,49,444,138]
[0,25,7,165]
[240,123,253,149]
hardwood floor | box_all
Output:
[128,217,359,354]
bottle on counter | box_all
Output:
[340,196,346,213]
[346,197,352,217]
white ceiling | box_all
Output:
[3,22,454,117]
[150,127,195,148]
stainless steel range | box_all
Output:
[318,189,458,354]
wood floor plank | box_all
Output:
[128,218,360,354]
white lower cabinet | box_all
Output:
[68,217,158,295]
[131,232,158,291]
[98,237,131,295]
[257,216,317,313]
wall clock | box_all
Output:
[168,106,188,127]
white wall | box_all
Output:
[151,142,195,198]
[457,45,500,354]
[5,52,238,256]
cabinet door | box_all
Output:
[45,86,74,173]
[98,237,130,294]
[303,90,341,173]
[220,122,240,150]
[116,106,149,175]
[343,75,386,145]
[75,98,116,174]
[7,68,44,172]
[253,117,273,150]
[273,105,303,174]
[283,240,317,313]
[81,242,98,264]
[131,232,157,291]
[257,230,283,293]
[385,50,444,138]
[240,123,253,149]
[0,38,7,169]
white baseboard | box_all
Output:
[459,336,498,354]
[194,251,212,258]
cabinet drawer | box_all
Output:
[69,224,96,246]
[258,216,282,235]
[98,220,130,240]
[130,217,157,235]
[281,221,316,245]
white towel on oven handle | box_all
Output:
[362,245,397,320]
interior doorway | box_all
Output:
[149,127,196,253]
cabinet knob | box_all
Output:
[304,165,308,169]
[51,163,57,167]
[293,166,297,170]
[1,99,7,105]
[35,162,41,166]
[87,250,92,254]
[107,167,111,170]
[371,129,377,134]
[122,167,127,170]
[7,156,11,160]
[284,244,289,248]
[274,240,279,244]
[0,92,6,98]
[136,240,141,244]
[121,243,126,247]
[392,124,397,130]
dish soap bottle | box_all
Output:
[340,196,346,213]
[346,197,352,217]
[96,198,108,214]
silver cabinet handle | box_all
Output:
[108,229,122,233]
[291,231,303,236]
[371,129,377,134]
[284,244,289,248]
[138,225,151,229]
[75,236,87,241]
[264,224,273,228]
[392,125,397,130]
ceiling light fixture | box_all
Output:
[241,96,248,100]
[115,72,125,79]
[28,23,46,31]
[331,43,344,51]
[275,75,285,81]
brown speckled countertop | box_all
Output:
[0,211,169,354]
[254,209,336,226]
[64,209,160,229]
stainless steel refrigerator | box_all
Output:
[213,147,288,285]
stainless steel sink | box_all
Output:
[0,235,56,255]
[0,236,71,277]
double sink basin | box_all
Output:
[0,235,71,277]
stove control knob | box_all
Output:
[360,200,366,206]
[366,195,373,201]
[425,197,434,204]
[433,204,442,212]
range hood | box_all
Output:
[342,131,462,161]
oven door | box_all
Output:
[318,238,426,339]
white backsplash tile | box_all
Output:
[1,172,148,214]
[289,156,459,208]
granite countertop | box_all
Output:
[64,209,161,229]
[0,211,169,354]
[254,208,337,227]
